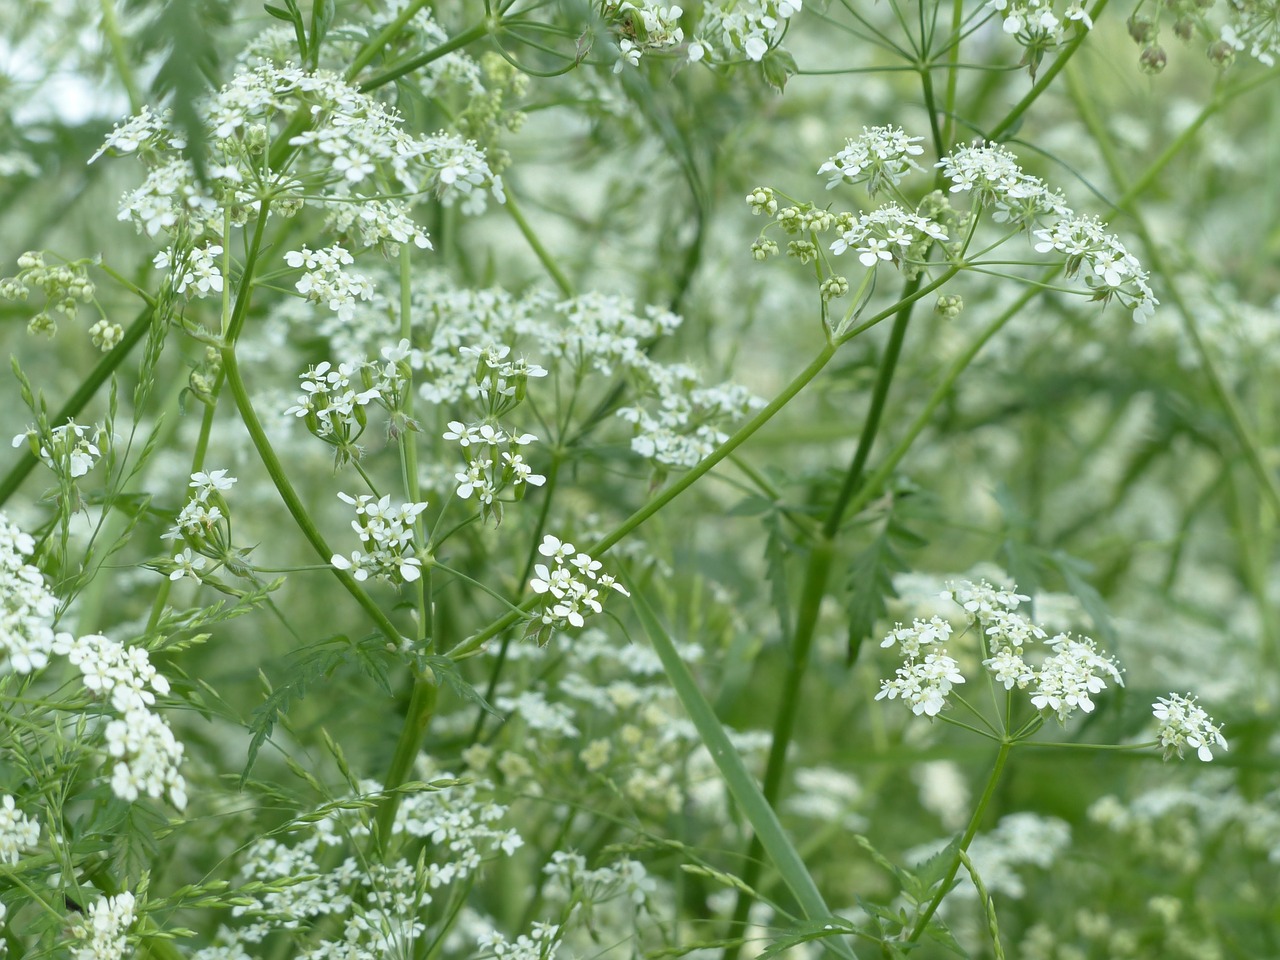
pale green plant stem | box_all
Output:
[633,591,856,960]
[906,740,1011,942]
[941,0,965,149]
[1064,66,1280,522]
[99,0,141,112]
[359,19,495,91]
[985,0,1108,141]
[397,246,430,644]
[344,0,434,81]
[505,186,574,296]
[220,351,402,648]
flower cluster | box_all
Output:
[93,62,501,246]
[68,891,136,960]
[817,125,926,195]
[1032,214,1157,319]
[879,579,1230,761]
[1152,693,1228,762]
[875,616,966,717]
[330,492,429,583]
[830,203,950,268]
[755,134,1157,320]
[987,0,1093,74]
[445,420,545,509]
[56,633,187,808]
[154,242,224,298]
[0,249,95,336]
[283,359,384,460]
[0,795,40,865]
[0,512,57,674]
[213,777,527,955]
[12,419,103,479]
[605,2,688,71]
[528,535,629,639]
[161,469,238,581]
[600,0,801,66]
[617,373,766,468]
[284,245,376,321]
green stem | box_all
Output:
[504,186,574,297]
[728,281,920,947]
[398,246,430,644]
[986,0,1108,141]
[447,340,842,659]
[372,671,439,848]
[1065,65,1280,520]
[0,305,153,509]
[360,19,494,91]
[907,741,1011,942]
[344,0,433,81]
[99,0,141,112]
[220,351,402,646]
[940,0,965,150]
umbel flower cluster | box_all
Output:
[877,579,1228,761]
[749,127,1157,324]
[277,274,765,476]
[1,513,187,807]
[528,535,629,642]
[91,61,502,252]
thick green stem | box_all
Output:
[908,741,1012,942]
[344,0,433,81]
[220,351,403,646]
[372,672,439,849]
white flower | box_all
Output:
[1153,694,1228,762]
[0,795,40,865]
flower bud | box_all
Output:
[1127,15,1155,43]
[1207,39,1235,67]
[1139,45,1167,73]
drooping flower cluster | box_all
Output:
[599,0,802,67]
[986,0,1093,74]
[284,360,384,460]
[528,535,630,640]
[12,419,103,479]
[330,492,430,583]
[1152,693,1228,762]
[55,632,187,808]
[0,795,40,865]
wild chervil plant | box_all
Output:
[1,0,1277,958]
